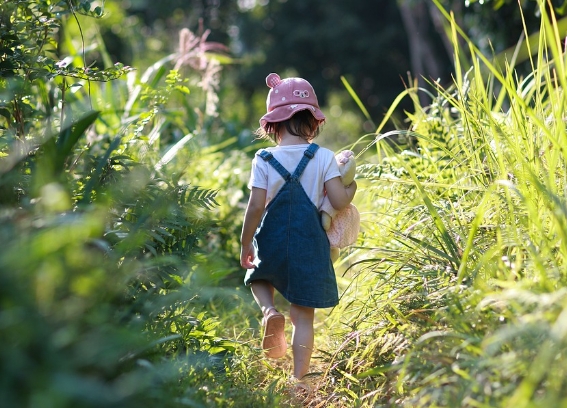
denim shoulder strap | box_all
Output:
[258,150,291,181]
[292,143,319,179]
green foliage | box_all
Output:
[315,1,567,406]
[0,1,247,407]
[9,0,567,406]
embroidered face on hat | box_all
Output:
[260,73,326,129]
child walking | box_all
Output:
[240,73,357,385]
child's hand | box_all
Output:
[240,242,256,269]
[240,187,266,269]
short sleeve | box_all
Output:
[323,150,341,182]
[248,152,269,190]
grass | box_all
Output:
[210,1,567,406]
[5,0,567,406]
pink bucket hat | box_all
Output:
[260,73,326,129]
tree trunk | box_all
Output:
[398,0,446,105]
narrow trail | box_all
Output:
[235,292,348,407]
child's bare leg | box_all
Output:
[290,304,315,379]
[250,280,276,314]
[251,280,287,358]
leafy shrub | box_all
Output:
[0,1,241,406]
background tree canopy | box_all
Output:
[103,0,543,130]
[233,0,414,119]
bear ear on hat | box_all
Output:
[266,73,281,88]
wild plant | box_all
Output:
[0,1,240,406]
[321,1,567,406]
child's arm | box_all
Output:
[240,187,267,269]
[324,177,357,211]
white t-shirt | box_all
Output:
[248,144,341,208]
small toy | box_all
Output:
[320,150,360,261]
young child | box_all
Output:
[240,73,357,385]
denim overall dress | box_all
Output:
[244,143,339,308]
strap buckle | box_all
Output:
[259,150,274,161]
[303,143,318,159]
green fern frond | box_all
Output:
[180,185,219,210]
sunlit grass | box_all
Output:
[296,0,567,406]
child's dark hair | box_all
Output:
[256,110,323,143]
